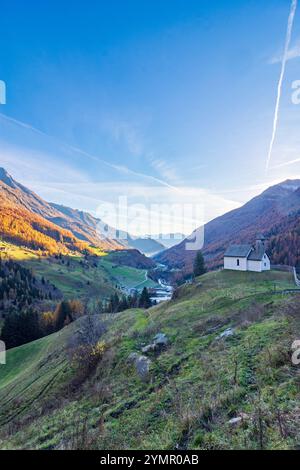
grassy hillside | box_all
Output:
[0,241,114,301]
[106,249,156,269]
[100,258,158,291]
[0,270,299,450]
[0,241,159,303]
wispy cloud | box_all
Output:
[0,147,242,234]
[0,143,90,186]
[0,112,178,191]
[100,117,144,157]
[269,157,300,169]
[150,158,182,185]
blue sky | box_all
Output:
[0,0,300,235]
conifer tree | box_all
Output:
[138,287,152,309]
[193,251,206,277]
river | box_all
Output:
[150,279,173,304]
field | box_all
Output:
[99,258,158,291]
[1,270,299,450]
[0,334,55,391]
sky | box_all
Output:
[0,0,300,237]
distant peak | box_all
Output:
[0,167,10,178]
[0,167,17,188]
[262,179,300,198]
[275,179,300,190]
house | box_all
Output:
[224,235,270,272]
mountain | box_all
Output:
[0,202,88,254]
[0,172,91,254]
[124,235,165,256]
[50,204,167,255]
[157,233,185,249]
[133,233,185,252]
[0,168,60,219]
[48,202,124,250]
[0,168,123,251]
[106,249,156,269]
[118,233,185,257]
[155,179,300,273]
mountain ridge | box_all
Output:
[0,168,167,255]
[155,179,300,273]
[0,168,124,251]
[2,168,300,266]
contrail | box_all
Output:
[269,156,300,169]
[266,0,298,171]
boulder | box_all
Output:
[127,353,151,379]
[153,333,169,346]
[127,352,139,364]
[228,417,242,426]
[141,344,156,353]
[135,355,151,379]
[228,413,250,426]
[140,333,169,355]
[219,328,234,339]
[239,412,249,419]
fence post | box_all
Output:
[0,340,6,365]
[293,267,300,287]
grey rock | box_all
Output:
[128,353,151,379]
[228,413,249,426]
[135,355,151,379]
[153,333,168,346]
[228,417,242,426]
[219,328,234,339]
[140,333,169,355]
[127,352,139,363]
[141,344,156,353]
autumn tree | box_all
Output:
[40,311,55,335]
[54,301,73,331]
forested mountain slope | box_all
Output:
[155,180,300,273]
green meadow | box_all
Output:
[1,270,299,450]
